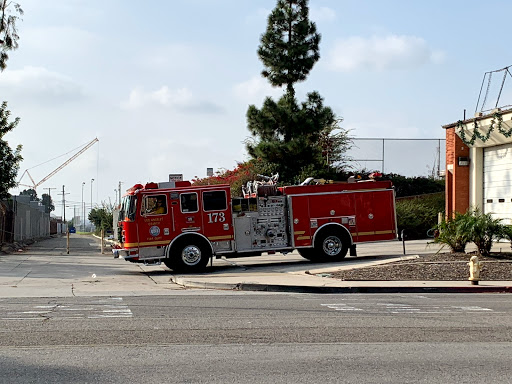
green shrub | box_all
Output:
[435,209,507,255]
[384,173,445,198]
[396,192,444,239]
[434,211,474,253]
[466,209,506,256]
[502,226,512,249]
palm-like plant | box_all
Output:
[434,211,474,253]
[467,209,506,256]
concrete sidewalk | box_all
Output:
[1,236,511,296]
[166,239,512,294]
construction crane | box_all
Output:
[18,138,99,190]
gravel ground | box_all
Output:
[330,252,512,281]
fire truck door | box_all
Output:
[175,192,203,233]
[200,190,234,243]
[137,194,170,251]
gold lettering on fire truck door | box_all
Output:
[207,212,226,223]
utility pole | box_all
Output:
[90,178,94,231]
[81,182,85,231]
[59,185,69,227]
[62,185,66,222]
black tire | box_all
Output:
[298,248,316,261]
[164,237,211,273]
[308,227,349,262]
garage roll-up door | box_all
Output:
[483,143,512,225]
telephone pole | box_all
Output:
[59,185,69,224]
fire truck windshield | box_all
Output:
[119,195,137,221]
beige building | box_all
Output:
[444,107,512,224]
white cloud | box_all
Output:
[310,6,336,22]
[121,86,193,109]
[233,76,283,103]
[0,66,84,100]
[120,86,223,114]
[326,35,444,72]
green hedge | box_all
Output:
[396,193,445,240]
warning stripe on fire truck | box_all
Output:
[352,230,396,236]
[294,229,395,241]
[208,235,234,241]
[123,235,234,248]
[294,231,309,241]
[123,241,170,247]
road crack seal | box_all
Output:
[14,270,31,286]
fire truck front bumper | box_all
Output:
[112,248,139,259]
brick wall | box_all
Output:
[445,127,470,218]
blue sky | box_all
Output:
[3,0,512,218]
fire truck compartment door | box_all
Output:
[288,195,311,247]
[354,190,395,242]
[370,190,396,240]
[233,216,253,251]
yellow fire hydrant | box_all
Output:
[468,255,482,285]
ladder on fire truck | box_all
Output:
[17,138,99,190]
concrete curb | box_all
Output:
[169,276,512,294]
[303,254,421,275]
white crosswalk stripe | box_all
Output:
[320,302,494,314]
[2,297,132,320]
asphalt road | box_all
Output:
[1,293,512,383]
[2,235,512,383]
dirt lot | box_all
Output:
[330,252,512,281]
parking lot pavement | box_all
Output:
[0,235,185,298]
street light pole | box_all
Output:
[81,182,85,232]
[90,178,94,231]
[118,181,123,207]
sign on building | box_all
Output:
[169,174,183,182]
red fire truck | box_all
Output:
[113,177,397,272]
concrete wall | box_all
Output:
[12,196,50,241]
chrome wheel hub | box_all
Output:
[323,236,342,256]
[182,245,201,266]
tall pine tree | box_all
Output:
[246,0,351,183]
[258,0,320,97]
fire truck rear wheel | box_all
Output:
[313,228,349,262]
[164,237,211,273]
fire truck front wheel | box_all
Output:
[164,237,211,273]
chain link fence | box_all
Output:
[346,138,446,178]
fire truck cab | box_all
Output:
[113,178,397,273]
